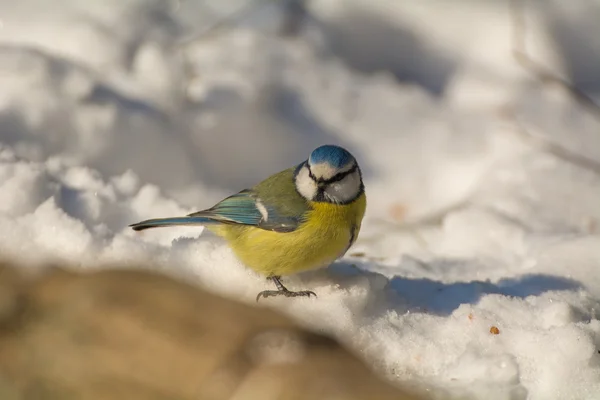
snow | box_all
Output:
[1,0,600,399]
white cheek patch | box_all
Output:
[255,199,269,221]
[324,170,361,203]
[308,162,337,180]
[295,165,318,200]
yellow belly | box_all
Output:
[210,194,366,276]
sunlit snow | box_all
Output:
[1,1,599,399]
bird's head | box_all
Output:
[295,145,364,204]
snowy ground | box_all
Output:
[1,0,600,399]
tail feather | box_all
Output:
[130,216,214,231]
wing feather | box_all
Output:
[188,190,301,232]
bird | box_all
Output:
[130,144,366,301]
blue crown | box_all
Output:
[308,145,354,169]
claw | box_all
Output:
[256,290,279,301]
[290,290,317,298]
[255,278,317,302]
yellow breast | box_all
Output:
[212,193,366,277]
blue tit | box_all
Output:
[130,144,366,301]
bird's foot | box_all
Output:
[256,289,316,302]
[256,276,317,301]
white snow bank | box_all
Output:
[1,1,600,399]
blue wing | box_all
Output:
[190,189,301,232]
[130,190,301,233]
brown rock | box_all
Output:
[0,261,426,400]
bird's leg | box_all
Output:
[255,276,317,301]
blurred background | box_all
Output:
[2,1,600,399]
[1,0,599,226]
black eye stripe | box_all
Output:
[307,164,357,185]
[307,165,318,182]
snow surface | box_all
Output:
[1,0,600,399]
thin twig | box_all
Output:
[509,0,600,118]
[511,117,600,174]
[175,0,277,101]
[178,0,277,45]
[508,0,600,175]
